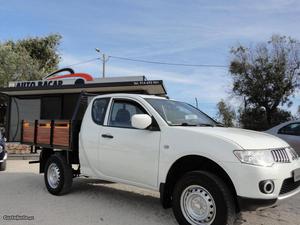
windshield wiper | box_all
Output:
[173,123,215,127]
[171,123,197,126]
[198,123,214,127]
[179,123,198,126]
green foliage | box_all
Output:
[0,34,61,87]
[0,34,61,126]
[239,107,292,131]
[230,35,300,128]
[216,99,236,127]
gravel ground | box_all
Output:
[0,160,299,225]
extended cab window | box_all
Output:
[92,98,110,125]
[108,99,147,128]
[278,123,300,136]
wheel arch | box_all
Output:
[39,149,73,173]
[160,155,238,211]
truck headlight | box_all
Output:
[287,147,299,160]
[234,150,274,167]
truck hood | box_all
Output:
[176,127,289,150]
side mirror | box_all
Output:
[131,114,152,129]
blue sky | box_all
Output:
[1,0,300,117]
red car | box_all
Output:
[44,68,94,85]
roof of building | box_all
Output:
[0,76,167,96]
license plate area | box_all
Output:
[293,168,300,182]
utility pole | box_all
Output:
[95,48,109,78]
[195,97,199,108]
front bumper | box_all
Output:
[237,196,277,211]
[223,159,300,210]
[237,184,300,211]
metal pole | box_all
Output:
[95,49,109,78]
[195,97,199,108]
[102,54,105,78]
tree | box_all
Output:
[216,99,236,127]
[230,35,300,128]
[15,34,61,74]
[239,107,292,131]
[0,34,61,126]
[0,44,40,86]
[0,34,61,87]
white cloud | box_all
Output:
[60,52,231,105]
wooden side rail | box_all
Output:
[21,120,72,149]
[36,120,51,145]
[53,121,71,147]
[22,120,36,143]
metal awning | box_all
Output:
[0,79,167,96]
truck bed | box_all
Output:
[21,119,81,151]
[20,92,95,151]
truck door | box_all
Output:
[98,98,160,188]
[80,97,111,175]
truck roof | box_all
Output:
[93,93,168,100]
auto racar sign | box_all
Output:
[15,80,63,88]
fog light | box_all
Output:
[259,180,275,194]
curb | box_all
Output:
[7,153,39,160]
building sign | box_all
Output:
[133,80,160,85]
[8,73,147,88]
[15,80,64,88]
[9,73,94,88]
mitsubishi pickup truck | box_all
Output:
[21,93,300,225]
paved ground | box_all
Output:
[0,160,299,225]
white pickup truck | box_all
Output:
[25,93,300,225]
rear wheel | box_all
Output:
[172,171,236,225]
[44,153,73,195]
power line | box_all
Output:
[109,55,227,68]
[63,55,227,68]
[64,58,100,68]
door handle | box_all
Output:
[101,134,114,139]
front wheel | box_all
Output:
[44,153,73,195]
[172,171,236,225]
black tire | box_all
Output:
[44,153,73,195]
[172,171,236,225]
[0,161,6,171]
[74,78,85,86]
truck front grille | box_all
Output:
[279,178,300,195]
[271,148,290,163]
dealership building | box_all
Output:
[0,71,166,143]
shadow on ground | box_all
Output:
[1,172,299,225]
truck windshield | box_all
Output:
[145,98,218,126]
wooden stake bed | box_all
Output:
[22,121,35,143]
[53,121,71,147]
[37,121,51,146]
[21,120,73,150]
